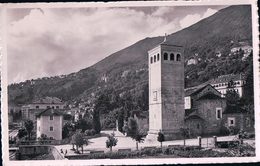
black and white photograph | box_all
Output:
[1,0,259,165]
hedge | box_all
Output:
[66,144,254,160]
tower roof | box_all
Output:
[159,34,182,47]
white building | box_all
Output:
[36,108,63,140]
[209,74,245,97]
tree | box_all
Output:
[180,128,189,148]
[127,117,145,150]
[132,130,146,150]
[76,118,92,132]
[157,131,165,149]
[24,120,34,140]
[127,117,138,137]
[17,128,27,139]
[72,132,85,153]
[92,109,101,134]
[63,123,69,136]
[226,88,240,106]
[106,132,118,152]
[117,109,124,133]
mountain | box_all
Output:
[8,5,253,106]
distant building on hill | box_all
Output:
[186,56,198,65]
[36,108,63,140]
[209,73,246,97]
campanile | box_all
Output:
[147,36,185,140]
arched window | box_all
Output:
[150,57,153,64]
[154,55,156,62]
[157,53,160,61]
[170,53,174,61]
[164,53,168,60]
[177,54,181,61]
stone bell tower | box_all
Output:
[147,35,185,140]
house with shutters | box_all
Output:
[36,108,64,140]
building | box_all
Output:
[184,84,226,136]
[209,74,246,97]
[8,103,23,122]
[21,96,66,121]
[147,36,185,140]
[186,57,198,65]
[222,106,254,132]
[36,108,63,140]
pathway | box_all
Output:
[55,130,239,157]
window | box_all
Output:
[56,106,59,109]
[50,126,54,131]
[36,106,39,109]
[47,106,50,109]
[157,54,160,61]
[170,53,174,61]
[52,106,55,109]
[154,55,156,62]
[176,54,181,61]
[164,53,168,60]
[153,91,158,101]
[150,57,153,64]
[50,115,53,120]
[228,117,235,127]
[216,108,222,120]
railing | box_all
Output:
[17,140,62,145]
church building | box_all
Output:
[147,36,185,140]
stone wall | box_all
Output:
[222,113,254,132]
[17,145,64,160]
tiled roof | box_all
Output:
[223,105,246,114]
[36,108,64,117]
[209,73,245,84]
[184,82,211,96]
[32,96,63,104]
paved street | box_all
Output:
[55,130,240,157]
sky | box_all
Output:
[6,5,227,84]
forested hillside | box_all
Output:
[8,5,253,111]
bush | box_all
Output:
[228,126,240,135]
[219,126,230,136]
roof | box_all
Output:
[209,73,245,84]
[159,35,182,47]
[36,108,64,117]
[223,105,247,114]
[32,96,63,104]
[184,82,212,97]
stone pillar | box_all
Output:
[213,136,217,147]
[198,136,201,148]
